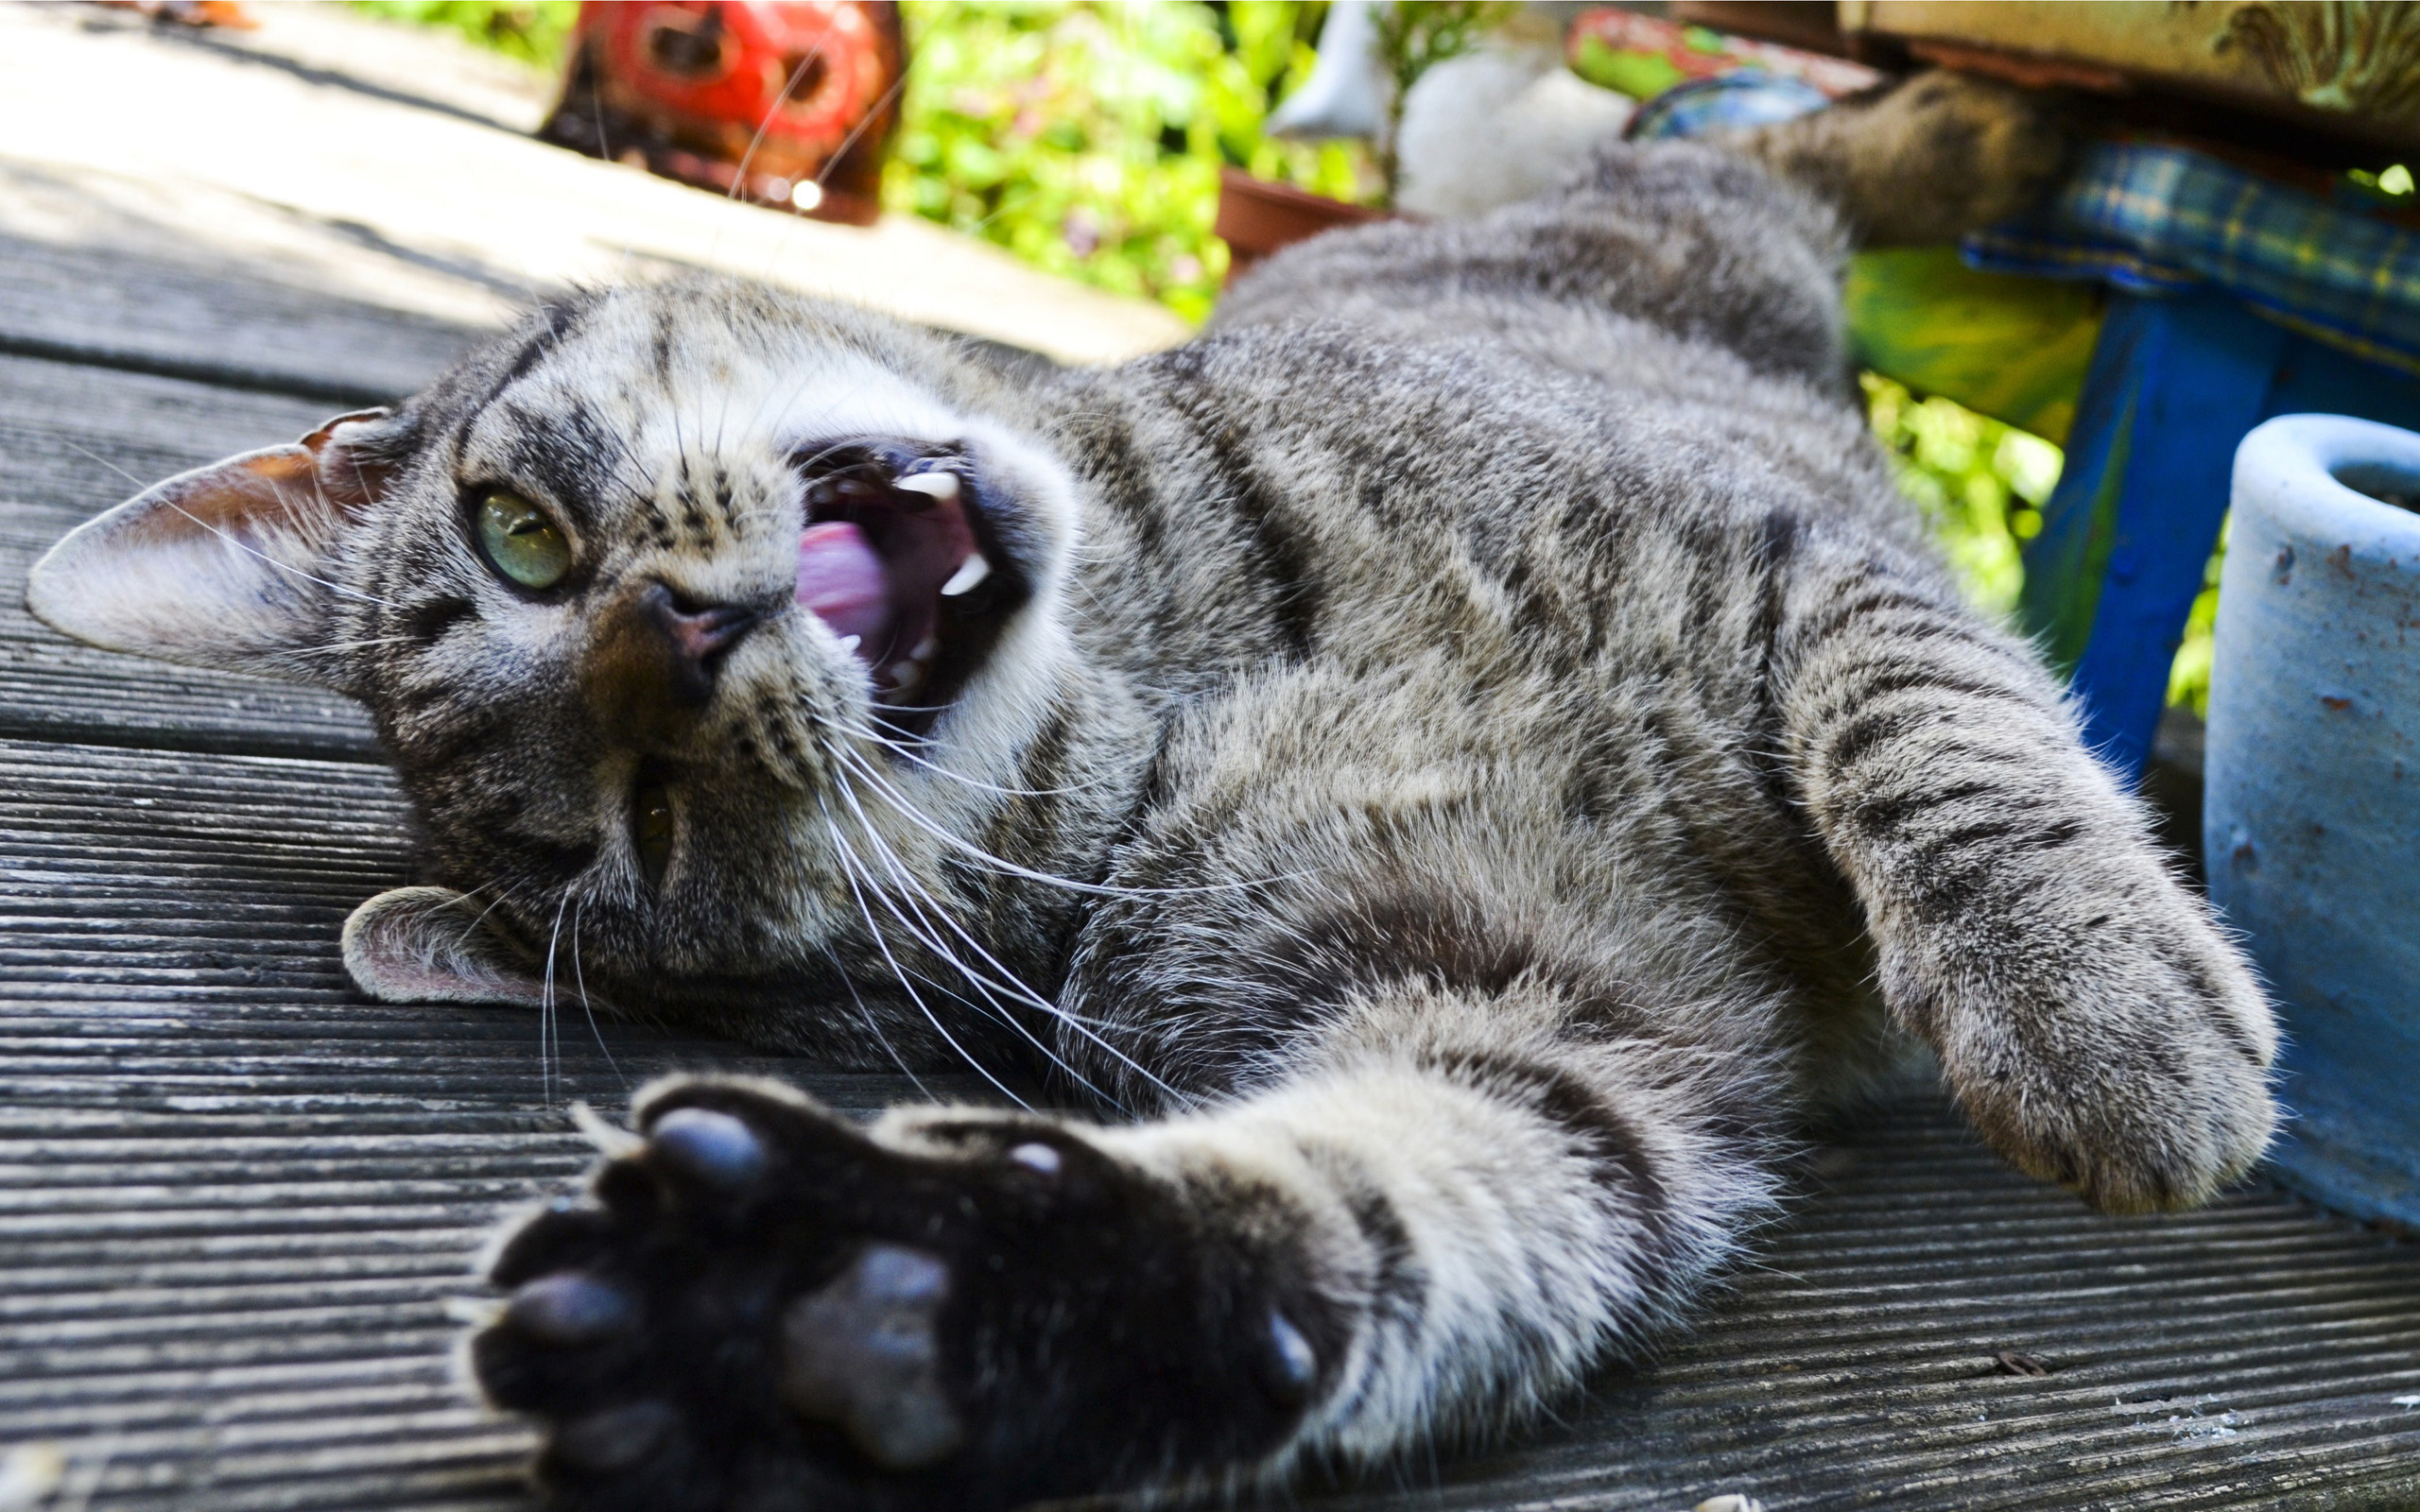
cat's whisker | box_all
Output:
[814,709,1101,799]
[810,64,912,198]
[827,770,1137,1108]
[538,893,572,1109]
[448,869,539,956]
[288,634,421,656]
[838,824,1115,1107]
[822,779,1079,1050]
[821,943,937,1103]
[819,807,1034,1110]
[835,744,1310,901]
[830,762,1164,1040]
[711,20,834,281]
[568,896,624,1090]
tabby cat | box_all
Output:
[30,73,2277,1512]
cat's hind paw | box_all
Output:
[1736,68,2075,246]
[1917,890,2280,1214]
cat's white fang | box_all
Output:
[896,472,960,503]
[837,634,862,654]
[909,636,941,662]
[888,662,925,694]
[940,555,991,596]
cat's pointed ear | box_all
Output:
[26,407,412,688]
[343,886,553,1009]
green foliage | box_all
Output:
[1861,373,2060,622]
[1863,374,2221,713]
[1569,24,1731,99]
[350,0,578,66]
[355,0,2228,715]
[2167,523,2225,717]
[1569,36,1685,101]
[885,2,1374,323]
[359,0,1370,323]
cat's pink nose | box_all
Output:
[641,583,758,704]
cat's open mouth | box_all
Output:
[793,448,1023,730]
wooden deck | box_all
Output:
[2,8,2417,1509]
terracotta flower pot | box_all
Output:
[1213,166,1392,283]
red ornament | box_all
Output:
[538,2,906,226]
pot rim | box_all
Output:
[2234,413,2420,555]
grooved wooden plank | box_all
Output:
[1332,1136,2420,1512]
[0,737,959,1510]
[0,228,482,409]
[0,142,496,406]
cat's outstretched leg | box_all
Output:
[1722,68,2072,247]
[1773,543,2277,1211]
[471,988,1778,1511]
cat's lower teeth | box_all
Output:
[887,662,925,695]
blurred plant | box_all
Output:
[1860,373,2060,621]
[886,2,1375,322]
[354,1,2224,715]
[1367,0,1515,200]
[2167,522,2225,717]
[360,1,1370,322]
[352,0,578,65]
[1862,374,2221,714]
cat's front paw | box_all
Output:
[471,1080,1333,1512]
[1909,879,2279,1213]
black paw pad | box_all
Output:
[505,1274,638,1347]
[646,1107,768,1188]
[549,1400,681,1474]
[781,1243,964,1470]
[490,1200,619,1287]
[1006,1141,1063,1176]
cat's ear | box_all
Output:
[342,886,555,1009]
[26,407,412,688]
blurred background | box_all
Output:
[31,0,2420,755]
[350,0,2067,680]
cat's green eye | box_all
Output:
[475,491,573,590]
[632,782,674,887]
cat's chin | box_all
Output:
[792,442,1032,735]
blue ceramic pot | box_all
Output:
[2206,414,2420,1228]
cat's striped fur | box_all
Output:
[29,73,2276,1511]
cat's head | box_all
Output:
[27,279,1095,1046]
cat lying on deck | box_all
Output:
[28,72,2274,1512]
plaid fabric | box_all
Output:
[1964,140,2420,377]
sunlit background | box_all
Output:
[356,1,2150,702]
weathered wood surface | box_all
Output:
[0,162,492,406]
[0,738,959,1512]
[0,4,1191,378]
[0,10,2415,1508]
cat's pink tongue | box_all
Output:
[797,522,890,654]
